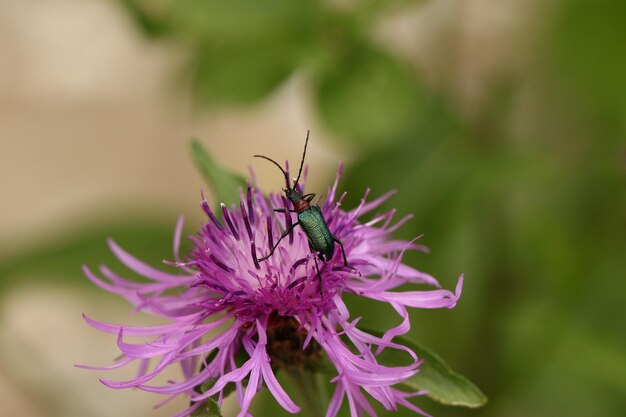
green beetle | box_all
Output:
[254,131,350,279]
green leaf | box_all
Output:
[314,45,423,146]
[118,0,172,38]
[190,397,222,417]
[373,330,488,408]
[190,139,246,207]
[166,0,321,105]
[171,0,319,44]
[315,328,487,408]
[189,42,300,105]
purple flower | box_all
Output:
[81,165,463,417]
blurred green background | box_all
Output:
[0,0,624,416]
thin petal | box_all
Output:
[261,361,300,413]
[107,238,188,282]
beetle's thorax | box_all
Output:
[285,187,310,213]
[293,199,310,212]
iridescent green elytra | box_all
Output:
[297,204,334,261]
[253,131,350,277]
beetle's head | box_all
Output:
[284,187,303,204]
[254,131,311,206]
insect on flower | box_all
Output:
[254,131,354,291]
[80,134,464,417]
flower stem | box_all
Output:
[284,368,327,417]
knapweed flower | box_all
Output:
[82,165,463,417]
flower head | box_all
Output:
[82,164,463,417]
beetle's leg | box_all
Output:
[273,208,297,213]
[331,236,349,267]
[314,256,323,296]
[258,222,299,262]
[303,193,316,203]
[332,236,359,275]
[307,239,323,295]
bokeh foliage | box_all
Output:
[120,0,427,147]
[2,0,624,416]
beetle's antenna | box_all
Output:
[294,130,310,189]
[254,154,290,188]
